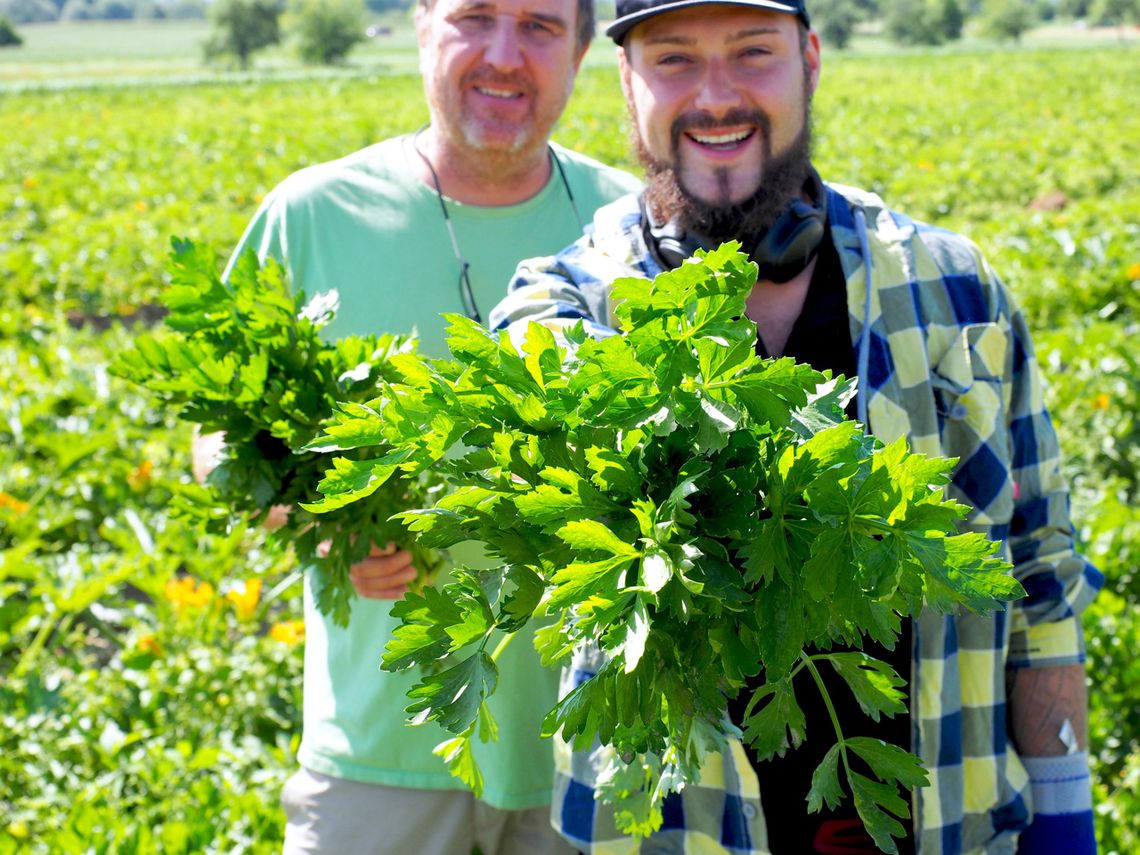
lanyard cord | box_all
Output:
[410,127,584,323]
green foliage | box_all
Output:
[884,0,966,44]
[1059,0,1092,17]
[0,581,302,854]
[204,0,282,69]
[0,0,56,24]
[0,13,21,44]
[290,0,366,65]
[111,240,443,625]
[1091,0,1140,25]
[309,247,1020,848]
[813,0,862,48]
[981,0,1039,41]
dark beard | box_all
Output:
[638,107,814,245]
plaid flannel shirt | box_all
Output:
[489,183,1103,855]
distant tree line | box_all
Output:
[808,0,1138,48]
[0,0,412,24]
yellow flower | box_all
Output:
[7,820,29,840]
[270,620,305,645]
[916,159,937,172]
[22,176,38,190]
[0,492,30,515]
[1092,393,1110,411]
[226,579,262,620]
[138,635,163,657]
[1128,262,1140,281]
[164,576,215,610]
[127,460,153,490]
[134,200,149,213]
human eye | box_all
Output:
[452,10,494,32]
[520,17,562,43]
[739,44,773,60]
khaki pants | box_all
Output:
[282,767,576,855]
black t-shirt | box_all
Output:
[726,231,915,855]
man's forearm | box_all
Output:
[1007,663,1089,756]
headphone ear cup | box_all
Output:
[751,198,826,283]
[655,234,708,270]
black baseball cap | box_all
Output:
[605,0,811,44]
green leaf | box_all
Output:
[846,737,929,791]
[807,743,844,813]
[382,586,465,671]
[302,401,386,452]
[742,678,806,761]
[620,599,652,673]
[433,723,484,797]
[406,651,499,734]
[849,770,909,855]
[546,554,635,611]
[555,519,639,557]
[906,531,1022,613]
[827,653,907,722]
[300,454,403,512]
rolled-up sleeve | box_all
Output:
[1004,298,1103,669]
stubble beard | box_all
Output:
[637,101,814,244]
[434,67,575,175]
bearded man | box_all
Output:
[489,2,1102,853]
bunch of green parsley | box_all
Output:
[114,239,442,625]
[305,245,1023,852]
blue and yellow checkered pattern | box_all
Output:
[489,184,1103,855]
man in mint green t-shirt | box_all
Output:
[224,0,639,851]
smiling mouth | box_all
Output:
[686,129,755,151]
[474,86,524,100]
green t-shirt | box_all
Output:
[230,136,640,808]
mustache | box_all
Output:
[669,108,772,153]
[464,69,534,96]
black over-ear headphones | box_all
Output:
[642,169,827,284]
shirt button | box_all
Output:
[950,402,969,420]
[742,803,758,819]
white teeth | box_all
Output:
[690,130,751,145]
[476,86,522,99]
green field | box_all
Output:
[2,20,1139,855]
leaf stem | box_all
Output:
[489,630,517,663]
[802,653,849,771]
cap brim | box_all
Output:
[605,0,804,44]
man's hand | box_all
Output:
[324,541,417,600]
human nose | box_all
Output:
[483,16,524,70]
[693,60,742,115]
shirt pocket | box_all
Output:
[929,322,1014,525]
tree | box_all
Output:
[982,0,1039,41]
[885,0,951,44]
[291,0,365,65]
[1091,0,1140,26]
[938,0,966,38]
[1059,0,1092,17]
[0,0,58,23]
[204,0,282,70]
[813,0,862,48]
[0,13,21,44]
